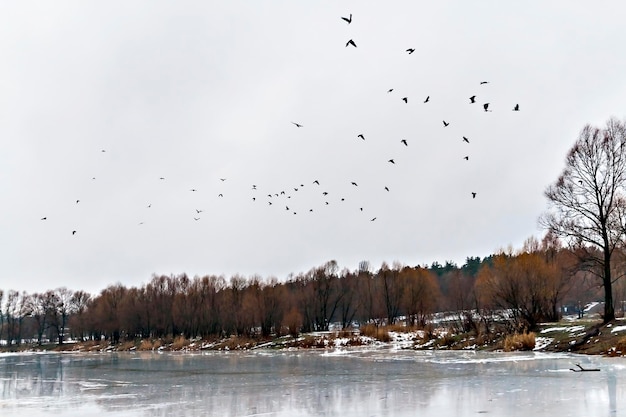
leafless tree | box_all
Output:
[542,118,626,323]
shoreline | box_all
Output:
[4,317,626,356]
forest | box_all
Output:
[0,233,621,347]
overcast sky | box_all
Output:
[2,1,626,294]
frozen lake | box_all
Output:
[0,348,624,416]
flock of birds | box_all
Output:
[39,12,520,236]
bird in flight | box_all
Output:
[72,230,77,235]
[402,97,408,103]
[218,193,223,197]
[194,217,200,221]
[313,180,320,185]
[471,192,477,198]
[443,120,449,127]
[159,177,165,180]
[469,95,476,104]
[190,189,197,192]
[483,103,490,112]
[41,217,47,220]
[220,178,226,181]
[322,191,329,196]
[424,96,430,103]
[76,200,80,204]
[147,204,152,208]
[388,159,395,164]
[387,88,393,93]
[401,139,408,146]
[370,217,377,221]
[464,156,469,160]
[384,186,390,192]
[480,81,489,85]
[292,122,303,128]
[285,206,289,211]
[463,136,470,143]
[513,104,520,111]
[341,13,352,24]
[346,39,357,48]
[406,48,415,54]
[196,209,203,213]
[351,182,358,186]
[358,134,365,140]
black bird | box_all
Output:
[480,81,489,85]
[292,122,303,128]
[351,182,358,186]
[220,178,226,181]
[252,185,257,189]
[401,139,408,146]
[360,208,363,211]
[464,156,469,160]
[322,191,329,196]
[41,217,47,220]
[147,204,152,208]
[218,193,223,197]
[286,206,289,211]
[402,97,408,103]
[387,88,393,93]
[72,230,76,235]
[159,177,165,180]
[294,188,298,191]
[346,39,357,48]
[194,217,200,221]
[313,180,320,185]
[190,189,197,192]
[513,103,520,111]
[358,134,365,140]
[463,136,470,143]
[469,95,476,104]
[384,186,390,192]
[471,192,477,198]
[76,200,80,204]
[388,159,395,164]
[483,103,490,112]
[196,209,203,213]
[370,217,377,221]
[268,201,272,205]
[406,48,415,54]
[252,197,256,201]
[443,120,449,127]
[341,13,352,24]
[424,96,430,103]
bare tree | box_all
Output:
[542,118,626,323]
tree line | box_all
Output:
[1,235,617,347]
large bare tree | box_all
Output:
[542,118,626,323]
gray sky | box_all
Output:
[2,1,626,294]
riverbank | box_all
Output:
[4,316,626,356]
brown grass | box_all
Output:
[503,332,536,352]
[171,336,190,350]
[359,324,391,342]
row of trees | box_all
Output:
[1,237,613,346]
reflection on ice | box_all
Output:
[0,349,624,416]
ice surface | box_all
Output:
[0,350,624,416]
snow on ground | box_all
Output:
[540,325,585,334]
[610,325,626,333]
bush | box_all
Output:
[503,332,536,351]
